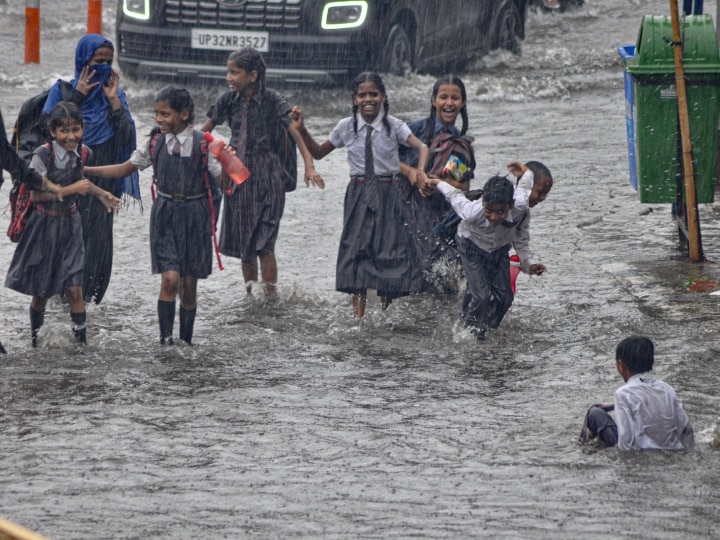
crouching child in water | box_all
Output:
[581,335,695,450]
[425,174,546,340]
[85,85,222,345]
[5,102,121,346]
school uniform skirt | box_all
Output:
[219,151,285,262]
[5,205,85,298]
[336,175,425,298]
[150,195,212,278]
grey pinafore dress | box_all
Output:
[150,135,212,279]
[5,144,87,298]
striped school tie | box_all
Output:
[364,125,379,211]
[236,100,249,161]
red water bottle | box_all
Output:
[203,131,251,185]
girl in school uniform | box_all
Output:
[201,47,322,300]
[85,85,222,345]
[291,72,430,318]
[5,102,121,346]
[399,75,473,294]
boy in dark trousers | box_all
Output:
[583,336,695,450]
[426,174,546,339]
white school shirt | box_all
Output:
[29,140,82,177]
[130,126,222,178]
[614,373,695,451]
[436,180,536,271]
[328,112,412,176]
[513,169,535,212]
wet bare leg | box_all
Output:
[380,296,392,310]
[242,260,258,295]
[352,290,367,318]
[258,249,277,298]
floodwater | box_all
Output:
[1,0,720,538]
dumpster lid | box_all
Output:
[625,14,720,75]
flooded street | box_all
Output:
[2,0,720,538]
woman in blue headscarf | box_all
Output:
[43,34,139,304]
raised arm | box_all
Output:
[289,106,335,160]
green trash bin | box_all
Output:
[624,14,720,203]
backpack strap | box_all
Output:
[192,130,223,271]
[148,132,163,202]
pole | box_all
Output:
[88,0,102,34]
[0,516,50,540]
[24,0,40,64]
[669,0,703,261]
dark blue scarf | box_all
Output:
[43,34,140,200]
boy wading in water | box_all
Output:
[425,174,546,340]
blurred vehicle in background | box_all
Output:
[116,0,528,85]
[530,0,584,12]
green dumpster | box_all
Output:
[624,14,720,203]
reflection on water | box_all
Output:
[1,1,720,538]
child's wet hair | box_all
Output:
[350,71,391,136]
[155,85,195,125]
[425,75,468,144]
[525,161,553,185]
[482,175,514,205]
[228,47,266,93]
[47,101,84,132]
[616,335,654,374]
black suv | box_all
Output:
[117,0,528,85]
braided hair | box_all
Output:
[425,75,468,145]
[228,47,266,95]
[482,175,514,206]
[350,71,391,136]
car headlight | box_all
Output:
[123,0,150,21]
[321,1,368,30]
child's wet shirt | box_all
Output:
[329,112,411,176]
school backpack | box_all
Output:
[426,132,476,184]
[276,122,297,192]
[11,80,74,163]
[148,130,224,271]
[7,141,89,242]
[7,81,74,242]
[259,88,297,192]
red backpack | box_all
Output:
[7,142,88,242]
[426,132,476,184]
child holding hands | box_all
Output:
[85,85,221,345]
[291,72,430,317]
[5,102,121,346]
[425,174,546,339]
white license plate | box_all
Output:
[191,29,269,52]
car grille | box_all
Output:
[164,0,302,30]
[120,31,359,70]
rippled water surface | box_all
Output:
[1,1,720,538]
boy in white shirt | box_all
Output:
[426,174,546,340]
[584,336,695,450]
[507,160,553,212]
